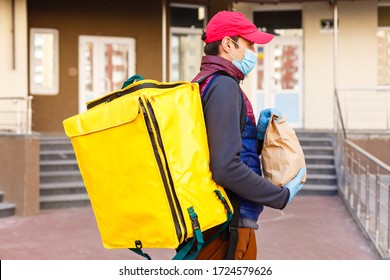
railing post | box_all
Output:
[27,96,33,134]
[344,146,349,197]
[357,158,361,216]
[386,91,389,131]
[388,183,390,256]
[365,162,370,230]
[15,99,22,134]
[350,152,355,208]
[375,171,380,246]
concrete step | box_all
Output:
[299,137,333,147]
[305,154,335,165]
[301,184,338,196]
[40,136,73,150]
[306,164,336,175]
[0,192,16,218]
[40,135,69,142]
[40,182,86,196]
[297,131,338,195]
[0,202,16,218]
[40,150,76,161]
[40,159,80,172]
[305,173,337,185]
[302,146,334,155]
[40,194,90,209]
[40,170,83,184]
[40,141,73,151]
[295,130,334,138]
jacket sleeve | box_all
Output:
[203,76,289,209]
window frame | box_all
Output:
[29,28,60,95]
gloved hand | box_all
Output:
[284,167,306,203]
[257,108,282,140]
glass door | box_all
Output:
[78,36,136,112]
[255,36,303,128]
[169,4,206,82]
[170,28,203,82]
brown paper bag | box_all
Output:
[261,114,307,186]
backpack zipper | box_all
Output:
[87,82,183,110]
[139,98,184,243]
[145,99,187,243]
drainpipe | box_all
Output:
[11,0,16,69]
[332,0,338,91]
[162,0,167,81]
[332,0,347,139]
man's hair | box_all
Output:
[203,32,240,55]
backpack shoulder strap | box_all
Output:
[196,71,246,132]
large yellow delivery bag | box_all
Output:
[62,78,232,259]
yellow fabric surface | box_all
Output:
[63,79,232,249]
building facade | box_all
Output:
[1,0,389,133]
[1,0,390,216]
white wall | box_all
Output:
[336,1,383,130]
[0,0,28,98]
[338,2,377,87]
[303,2,334,129]
[0,0,28,132]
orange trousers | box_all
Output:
[195,227,257,260]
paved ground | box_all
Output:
[0,195,380,260]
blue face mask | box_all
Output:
[229,41,257,75]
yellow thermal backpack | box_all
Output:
[62,75,233,260]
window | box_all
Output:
[377,28,390,85]
[169,4,206,82]
[30,28,59,94]
[378,7,390,85]
[78,36,136,112]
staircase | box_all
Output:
[0,191,16,218]
[40,135,90,209]
[38,131,337,209]
[296,130,338,195]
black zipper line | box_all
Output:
[87,82,183,110]
[139,98,183,243]
[145,99,188,242]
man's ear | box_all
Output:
[220,37,232,53]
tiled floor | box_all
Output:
[0,195,379,260]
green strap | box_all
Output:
[173,206,204,260]
[121,74,144,89]
[128,248,152,260]
[203,190,233,246]
[173,192,233,260]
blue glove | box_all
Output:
[284,167,306,203]
[257,108,282,140]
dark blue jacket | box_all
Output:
[193,55,289,227]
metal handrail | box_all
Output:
[0,96,33,135]
[345,140,390,172]
[334,88,390,259]
[334,88,347,139]
[341,140,390,259]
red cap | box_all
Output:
[204,11,274,44]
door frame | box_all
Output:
[78,35,136,113]
[258,35,304,128]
